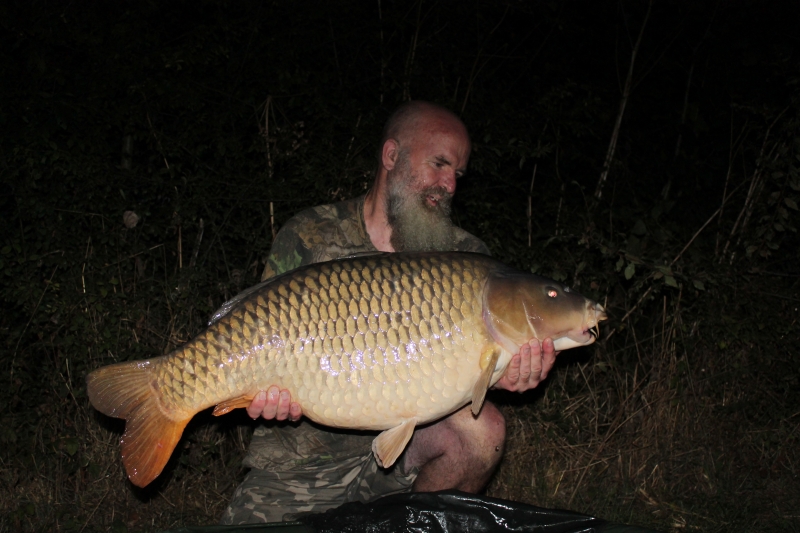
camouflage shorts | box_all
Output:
[219,452,418,524]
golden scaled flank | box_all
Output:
[157,254,493,429]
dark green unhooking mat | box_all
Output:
[167,490,661,533]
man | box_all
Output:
[221,101,558,524]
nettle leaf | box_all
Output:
[624,262,636,280]
[693,280,705,291]
[785,197,798,210]
[665,275,678,288]
[64,437,79,456]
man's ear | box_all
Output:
[381,139,399,171]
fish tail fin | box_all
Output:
[86,359,190,487]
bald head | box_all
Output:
[379,101,470,156]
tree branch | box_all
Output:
[594,0,653,201]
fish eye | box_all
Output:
[546,287,558,298]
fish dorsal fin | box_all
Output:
[372,419,416,468]
[471,347,501,416]
[338,251,383,260]
[208,281,271,325]
[212,394,256,416]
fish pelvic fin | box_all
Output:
[86,359,190,488]
[212,394,256,416]
[472,347,501,416]
[372,419,416,468]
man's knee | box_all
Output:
[435,402,506,467]
[405,402,506,492]
[465,401,506,464]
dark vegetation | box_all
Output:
[1,1,799,531]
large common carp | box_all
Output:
[87,252,606,487]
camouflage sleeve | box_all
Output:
[453,228,491,256]
[260,216,315,281]
[261,197,373,281]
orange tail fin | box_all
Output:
[86,359,190,487]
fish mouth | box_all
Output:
[572,302,606,345]
[551,302,608,351]
[585,302,607,342]
[553,322,602,351]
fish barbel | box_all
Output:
[87,252,606,487]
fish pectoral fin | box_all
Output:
[372,419,416,469]
[86,359,190,488]
[212,395,256,416]
[471,347,501,416]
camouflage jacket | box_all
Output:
[245,194,490,472]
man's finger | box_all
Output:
[540,338,557,380]
[261,386,280,420]
[247,390,267,419]
[519,342,532,382]
[275,390,291,420]
[529,340,544,384]
[506,352,521,384]
[288,402,303,422]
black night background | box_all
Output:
[1,1,798,531]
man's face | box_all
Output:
[386,148,457,252]
[402,116,471,209]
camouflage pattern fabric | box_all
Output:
[221,423,418,524]
[258,194,489,282]
[220,195,490,524]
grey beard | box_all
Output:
[386,177,456,252]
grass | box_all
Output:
[488,303,800,533]
[1,227,798,533]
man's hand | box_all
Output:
[247,386,303,422]
[493,338,559,392]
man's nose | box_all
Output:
[439,170,457,195]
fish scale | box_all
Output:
[154,255,483,427]
[87,251,606,487]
